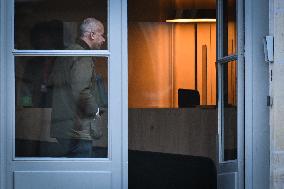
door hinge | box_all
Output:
[263,36,274,63]
[267,96,273,107]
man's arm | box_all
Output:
[70,57,98,116]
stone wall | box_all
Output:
[270,0,284,188]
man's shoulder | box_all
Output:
[66,43,84,50]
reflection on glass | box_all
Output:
[223,0,236,56]
[223,60,237,161]
[15,0,108,50]
[15,56,108,158]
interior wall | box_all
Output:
[196,23,216,105]
[175,0,216,9]
[128,22,217,108]
[173,24,195,106]
[128,22,172,108]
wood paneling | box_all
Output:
[197,23,216,105]
[202,45,208,104]
[128,22,172,108]
[173,24,196,107]
[128,22,217,108]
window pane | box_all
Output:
[223,60,237,161]
[15,0,108,50]
[15,56,108,158]
[222,0,236,56]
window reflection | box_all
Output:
[15,56,108,158]
[15,0,108,50]
[223,0,237,56]
[222,0,237,161]
[224,61,237,161]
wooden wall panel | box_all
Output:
[128,22,217,108]
[208,24,217,105]
[197,23,216,105]
[173,24,195,107]
[128,22,172,108]
[197,24,205,105]
[202,45,208,104]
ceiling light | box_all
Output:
[166,9,216,23]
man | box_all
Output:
[49,18,106,157]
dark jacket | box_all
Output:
[48,40,103,140]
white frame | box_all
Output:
[236,0,244,187]
[244,0,270,189]
[1,0,126,188]
[10,3,111,163]
[217,0,245,188]
[0,0,7,189]
[121,0,128,188]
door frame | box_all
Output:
[0,0,270,188]
[0,0,7,189]
[217,0,270,188]
[236,0,245,188]
[122,0,128,188]
[0,0,128,188]
[216,0,244,188]
[244,0,270,189]
[0,0,6,189]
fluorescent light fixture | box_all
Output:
[167,9,216,23]
[166,18,216,23]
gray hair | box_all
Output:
[80,18,102,37]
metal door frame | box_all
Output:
[0,0,128,188]
[0,0,7,189]
[244,0,269,189]
[216,0,244,188]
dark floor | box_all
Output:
[129,150,217,189]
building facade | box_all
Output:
[270,0,284,188]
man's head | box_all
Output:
[80,18,105,49]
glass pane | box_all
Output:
[15,56,108,158]
[223,60,237,161]
[129,1,218,183]
[222,0,236,56]
[15,0,108,50]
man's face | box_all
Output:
[91,24,105,49]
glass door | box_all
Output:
[3,0,124,188]
[217,0,244,188]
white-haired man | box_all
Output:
[49,18,106,157]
